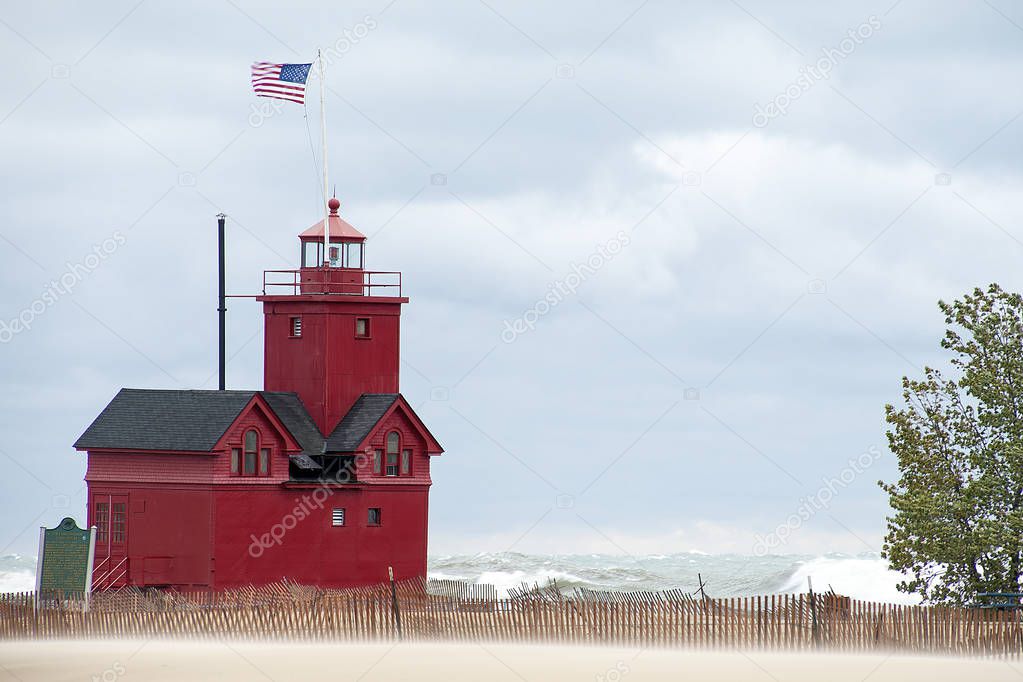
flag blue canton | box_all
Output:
[279,63,312,84]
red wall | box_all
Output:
[89,483,214,587]
[212,485,429,588]
[261,296,405,434]
[87,481,429,588]
[85,401,435,589]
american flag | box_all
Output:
[251,62,313,105]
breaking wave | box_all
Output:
[429,551,920,604]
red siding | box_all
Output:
[87,451,212,483]
[261,296,404,434]
[212,485,429,588]
[210,402,294,485]
[90,484,213,588]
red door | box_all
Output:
[91,493,129,589]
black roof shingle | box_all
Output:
[74,389,258,452]
[261,392,324,457]
[325,394,399,452]
[75,388,326,455]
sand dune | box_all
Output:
[1,641,1019,681]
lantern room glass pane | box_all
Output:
[302,241,321,268]
[346,242,363,268]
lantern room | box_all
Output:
[299,197,366,269]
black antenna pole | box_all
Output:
[216,213,227,391]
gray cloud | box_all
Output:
[1,0,1022,557]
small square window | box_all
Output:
[367,507,381,526]
[355,318,370,338]
[291,317,302,337]
[332,508,345,527]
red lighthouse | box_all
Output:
[75,200,443,590]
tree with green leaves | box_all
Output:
[881,283,1023,605]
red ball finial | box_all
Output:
[328,197,340,214]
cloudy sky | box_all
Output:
[1,0,1021,559]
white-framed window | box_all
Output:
[385,431,400,476]
[332,508,345,527]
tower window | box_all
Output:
[332,508,345,527]
[355,317,370,338]
[367,507,381,526]
[290,317,302,337]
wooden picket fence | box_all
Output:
[1,578,1021,657]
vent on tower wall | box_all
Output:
[290,317,302,338]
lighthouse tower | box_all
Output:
[260,197,405,434]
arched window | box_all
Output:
[385,431,400,476]
[243,429,258,476]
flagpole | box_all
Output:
[318,48,330,266]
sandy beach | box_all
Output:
[1,641,1018,681]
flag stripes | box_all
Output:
[251,62,312,105]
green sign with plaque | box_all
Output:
[36,517,95,595]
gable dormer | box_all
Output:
[307,394,442,485]
[212,394,303,483]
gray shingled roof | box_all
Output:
[75,389,257,451]
[325,394,399,452]
[262,392,324,457]
[75,388,327,454]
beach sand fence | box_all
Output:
[1,578,1021,657]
